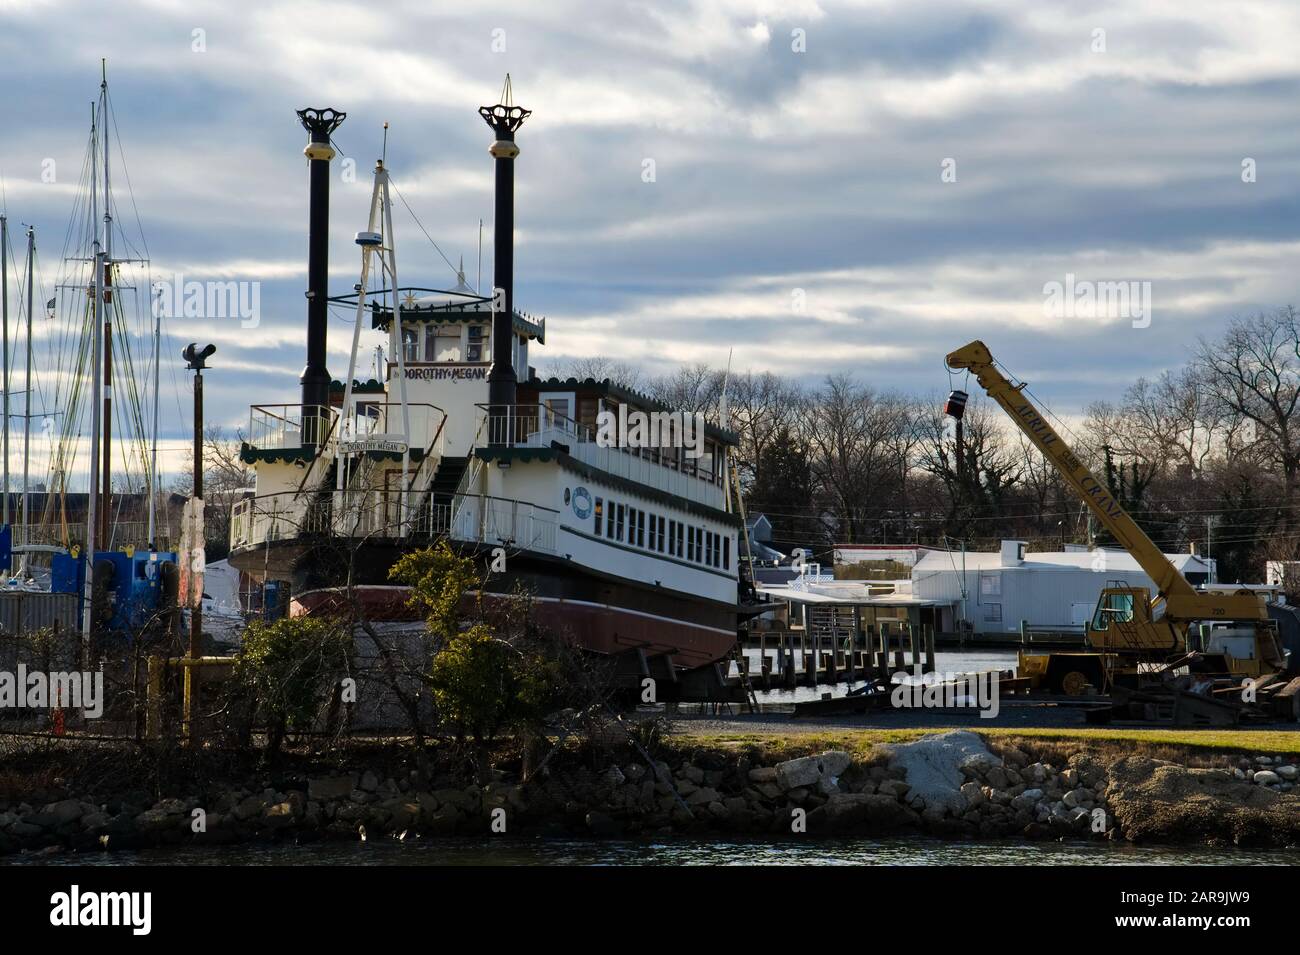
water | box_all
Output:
[7,837,1292,866]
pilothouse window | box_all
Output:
[435,326,461,362]
[544,397,572,433]
[467,324,486,362]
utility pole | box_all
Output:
[184,343,214,659]
[1206,515,1219,584]
[182,342,214,743]
[960,538,968,625]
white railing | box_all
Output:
[230,491,554,554]
[476,403,726,507]
[450,495,558,555]
[248,404,338,451]
[230,495,309,549]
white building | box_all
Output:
[1266,561,1300,592]
[911,540,1216,635]
[833,544,940,568]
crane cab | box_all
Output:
[1087,585,1282,678]
[1084,586,1181,655]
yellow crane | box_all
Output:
[945,340,1286,694]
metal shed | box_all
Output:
[910,540,1216,635]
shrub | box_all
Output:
[428,622,563,745]
[389,540,479,642]
[234,615,351,757]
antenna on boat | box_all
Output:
[335,127,413,532]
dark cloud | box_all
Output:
[0,0,1297,481]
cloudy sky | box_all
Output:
[1,0,1298,482]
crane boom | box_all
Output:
[945,340,1263,624]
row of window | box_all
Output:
[401,323,489,363]
[592,496,730,570]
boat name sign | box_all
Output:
[404,365,488,382]
[340,436,410,454]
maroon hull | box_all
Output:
[524,596,735,667]
[291,584,737,669]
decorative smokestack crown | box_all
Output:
[479,75,530,158]
[297,107,346,159]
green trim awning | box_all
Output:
[239,443,317,465]
[329,378,386,395]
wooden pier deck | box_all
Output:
[737,621,942,691]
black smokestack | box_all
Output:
[479,77,530,421]
[296,106,346,443]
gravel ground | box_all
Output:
[664,701,1300,736]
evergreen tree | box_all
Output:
[746,426,815,552]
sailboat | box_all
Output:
[30,63,180,642]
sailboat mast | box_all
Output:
[20,227,32,572]
[1,213,8,528]
[147,285,160,548]
[99,63,113,546]
[83,101,103,642]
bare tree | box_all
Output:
[727,370,801,492]
[1195,307,1300,539]
[545,355,644,389]
[916,395,1023,540]
[799,376,914,546]
[173,425,254,559]
[644,362,726,418]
